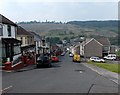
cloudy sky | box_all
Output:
[0,0,118,22]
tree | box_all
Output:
[46,37,61,44]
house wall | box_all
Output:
[0,24,16,39]
[80,45,84,56]
[84,39,102,57]
[69,46,75,54]
[35,41,39,54]
[102,46,110,53]
[35,41,42,54]
[74,45,80,54]
[17,35,34,47]
[17,36,25,46]
[0,24,23,67]
[110,46,116,54]
[36,41,42,54]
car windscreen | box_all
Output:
[37,56,49,60]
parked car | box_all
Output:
[61,51,66,56]
[69,53,73,57]
[90,57,105,63]
[36,55,51,68]
[104,54,116,60]
[51,56,59,62]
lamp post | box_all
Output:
[81,35,86,62]
[84,37,86,62]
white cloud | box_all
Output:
[0,1,118,22]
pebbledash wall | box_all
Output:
[0,14,23,70]
[0,23,24,70]
[1,24,16,39]
[1,14,37,70]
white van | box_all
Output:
[104,54,116,60]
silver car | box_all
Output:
[90,57,105,63]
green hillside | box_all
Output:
[18,20,118,45]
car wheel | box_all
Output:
[48,63,52,68]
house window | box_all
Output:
[6,44,12,57]
[2,43,6,58]
[7,25,11,37]
[25,37,27,44]
[1,43,6,64]
[31,37,33,44]
[14,44,21,55]
[0,24,3,36]
[21,37,23,44]
[103,46,109,52]
[30,37,32,43]
[0,42,2,58]
[27,36,29,44]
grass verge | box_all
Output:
[88,61,120,74]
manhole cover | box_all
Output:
[74,69,85,73]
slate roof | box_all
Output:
[80,38,103,46]
[0,14,17,26]
[97,38,111,46]
[30,32,42,41]
[17,26,33,36]
[80,38,92,46]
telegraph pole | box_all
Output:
[83,35,86,62]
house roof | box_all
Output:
[0,14,17,26]
[30,32,42,41]
[97,38,110,46]
[80,38,92,46]
[17,26,33,36]
[80,38,103,46]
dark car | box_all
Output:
[36,55,51,68]
[61,51,65,56]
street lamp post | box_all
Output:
[84,37,86,62]
[80,36,86,62]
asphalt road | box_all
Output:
[2,53,118,94]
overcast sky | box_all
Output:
[0,0,118,22]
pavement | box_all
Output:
[1,64,36,73]
[15,64,36,72]
[81,62,120,85]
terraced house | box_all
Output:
[0,14,21,64]
[74,38,116,58]
[30,32,42,55]
[97,38,115,56]
[17,26,35,53]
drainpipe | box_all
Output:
[108,45,111,54]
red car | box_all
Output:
[51,56,59,62]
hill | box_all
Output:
[18,20,118,45]
[67,20,117,28]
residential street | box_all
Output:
[2,53,118,94]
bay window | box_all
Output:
[0,24,3,36]
[7,25,11,37]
